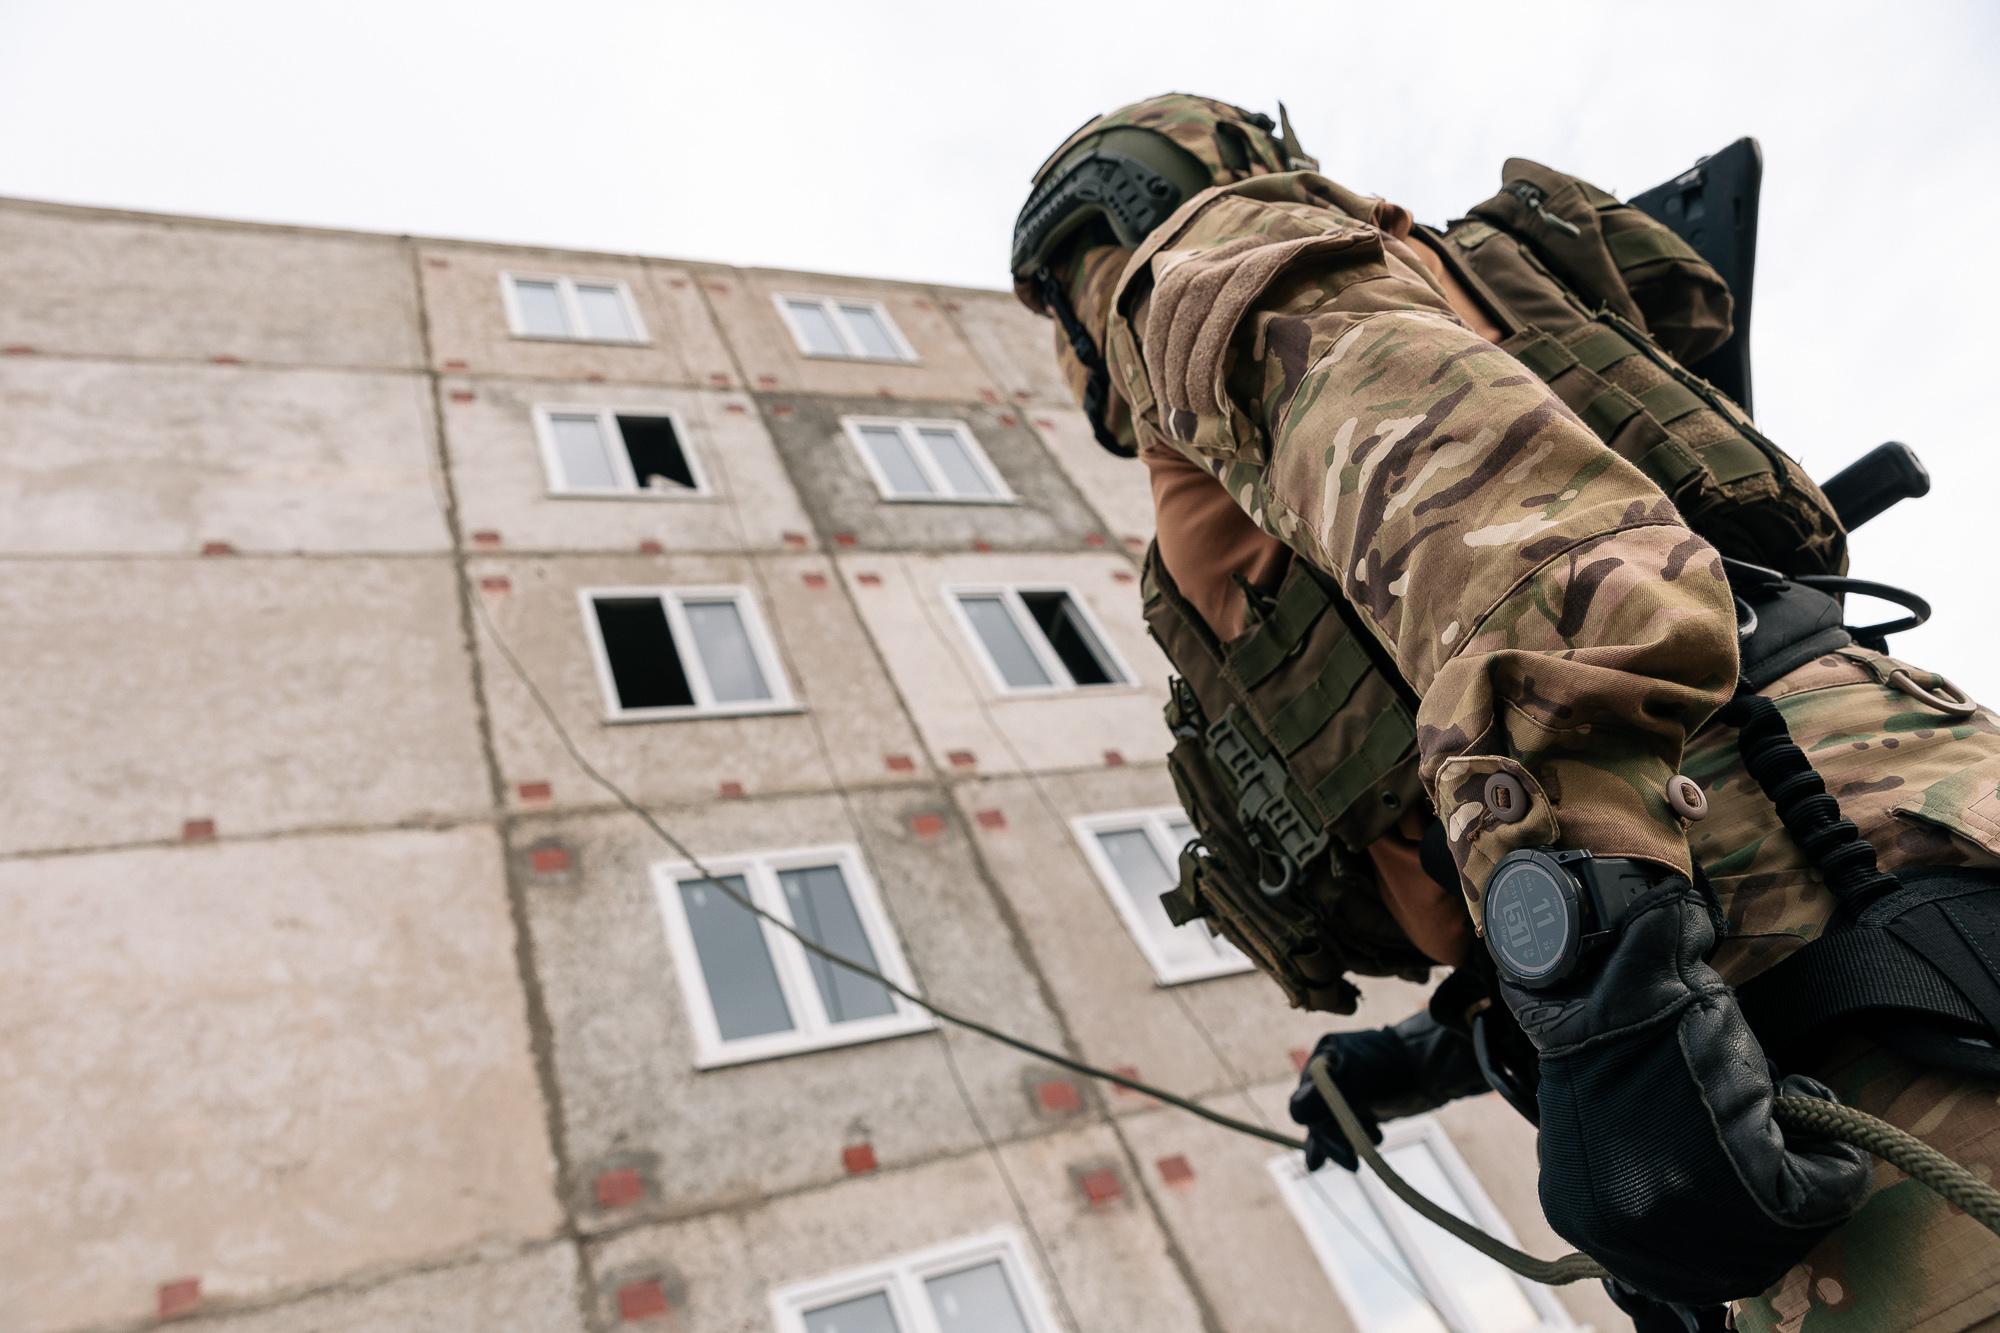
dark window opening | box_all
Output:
[616,415,697,491]
[1020,591,1120,686]
[593,597,694,709]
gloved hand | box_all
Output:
[1287,1011,1486,1171]
[1501,879,1872,1304]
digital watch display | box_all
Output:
[1484,848,1677,989]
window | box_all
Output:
[502,273,646,342]
[776,294,916,362]
[534,407,706,497]
[654,845,932,1067]
[1269,1120,1575,1333]
[948,587,1129,694]
[1073,809,1252,985]
[580,587,795,721]
[771,1231,1059,1333]
[843,418,1012,503]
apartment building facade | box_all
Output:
[0,195,1618,1333]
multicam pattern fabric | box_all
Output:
[1104,171,1741,915]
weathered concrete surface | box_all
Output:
[0,200,421,369]
[754,393,1108,553]
[702,266,1008,404]
[0,558,489,855]
[0,828,561,1333]
[582,1124,1204,1332]
[518,787,1073,1230]
[169,1243,584,1333]
[441,380,813,554]
[952,767,1425,1106]
[1027,410,1160,552]
[416,244,737,387]
[472,553,924,811]
[0,359,447,555]
[938,287,1073,408]
[834,551,1172,776]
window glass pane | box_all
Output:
[512,279,568,336]
[958,596,1052,689]
[1095,828,1209,969]
[838,303,903,359]
[858,425,933,496]
[683,599,773,704]
[919,428,999,498]
[549,413,621,491]
[679,875,793,1042]
[786,299,847,356]
[1019,592,1120,686]
[780,865,896,1024]
[1381,1141,1544,1333]
[925,1261,1032,1333]
[802,1290,901,1333]
[592,598,694,710]
[575,283,636,340]
[1293,1166,1443,1333]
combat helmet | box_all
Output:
[1010,93,1317,456]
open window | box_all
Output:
[1269,1119,1576,1333]
[770,1230,1059,1333]
[843,417,1012,503]
[535,407,706,497]
[775,294,916,362]
[948,586,1130,694]
[1073,809,1251,985]
[580,587,796,721]
[654,845,932,1068]
[502,273,646,342]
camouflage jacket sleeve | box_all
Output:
[1104,174,1739,924]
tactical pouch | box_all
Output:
[1437,161,1848,579]
[1144,545,1434,1013]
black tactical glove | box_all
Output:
[1500,879,1872,1304]
[1287,1011,1487,1171]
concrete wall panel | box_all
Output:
[756,393,1108,553]
[416,245,736,386]
[1031,410,1160,551]
[943,287,1073,408]
[0,829,560,1333]
[704,267,1006,404]
[836,551,1171,777]
[0,359,448,555]
[519,788,1072,1228]
[0,557,490,854]
[170,1244,584,1333]
[473,553,924,810]
[0,201,420,369]
[442,380,812,554]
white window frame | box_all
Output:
[653,844,934,1069]
[499,271,649,343]
[1072,807,1254,986]
[1269,1118,1576,1333]
[841,416,1015,505]
[773,292,919,363]
[578,586,799,722]
[770,1228,1060,1333]
[532,405,710,499]
[943,583,1136,698]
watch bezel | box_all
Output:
[1484,848,1587,989]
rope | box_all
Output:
[1772,1094,2000,1233]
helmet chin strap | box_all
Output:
[1036,264,1136,459]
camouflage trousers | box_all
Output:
[1687,646,2000,1333]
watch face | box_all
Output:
[1487,856,1576,985]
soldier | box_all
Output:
[1009,94,2000,1329]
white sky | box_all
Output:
[3,0,1996,693]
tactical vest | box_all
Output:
[1146,161,1850,1012]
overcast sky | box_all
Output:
[3,0,1995,692]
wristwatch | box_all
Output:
[1482,848,1681,989]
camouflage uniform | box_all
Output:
[1030,96,2000,1330]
